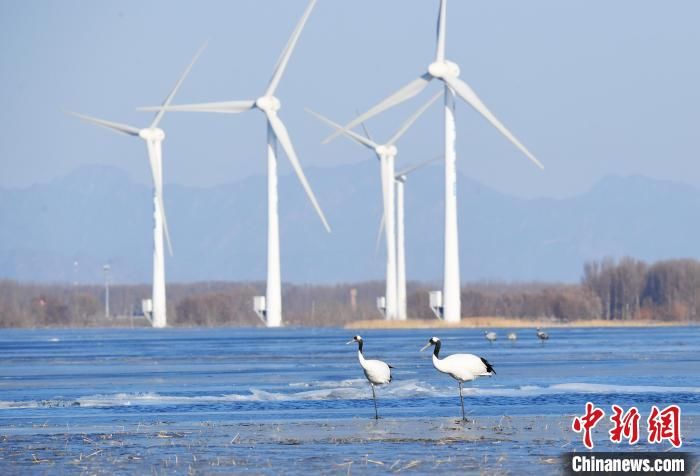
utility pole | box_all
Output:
[103,264,111,318]
[73,260,79,287]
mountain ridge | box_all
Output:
[2,163,699,284]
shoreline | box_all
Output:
[0,317,695,330]
[345,317,696,329]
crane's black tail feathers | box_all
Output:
[481,357,496,375]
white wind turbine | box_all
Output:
[373,154,442,320]
[393,155,442,321]
[324,0,544,323]
[307,92,440,320]
[140,0,328,328]
[69,43,206,329]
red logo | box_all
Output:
[647,405,682,448]
[573,403,683,449]
[572,402,606,449]
[609,405,640,444]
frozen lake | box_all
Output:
[0,326,698,473]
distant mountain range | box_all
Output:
[2,163,699,284]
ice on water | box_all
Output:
[0,327,697,473]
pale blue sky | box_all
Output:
[1,0,699,198]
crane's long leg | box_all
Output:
[371,384,378,420]
[459,382,466,421]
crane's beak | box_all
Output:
[420,343,431,352]
[346,340,354,345]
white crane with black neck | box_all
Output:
[421,336,495,421]
[347,335,393,419]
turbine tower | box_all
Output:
[324,0,543,323]
[69,43,206,328]
[308,93,440,320]
[393,155,442,320]
[374,155,442,320]
[140,0,329,328]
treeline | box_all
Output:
[0,281,385,328]
[583,257,700,321]
[0,258,698,327]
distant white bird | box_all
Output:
[421,337,495,421]
[484,331,497,343]
[347,335,393,419]
[507,332,518,341]
[536,327,549,342]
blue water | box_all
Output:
[0,327,698,474]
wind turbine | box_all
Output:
[324,0,543,323]
[393,155,442,321]
[307,92,440,320]
[374,154,442,320]
[68,43,206,328]
[139,0,328,328]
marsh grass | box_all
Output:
[346,317,695,329]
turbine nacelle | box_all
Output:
[256,95,282,113]
[375,144,398,158]
[396,174,407,183]
[139,128,165,141]
[428,60,460,79]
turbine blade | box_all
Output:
[358,119,374,144]
[444,76,544,169]
[357,119,382,164]
[375,211,385,255]
[396,154,443,177]
[387,90,441,146]
[267,112,331,233]
[436,0,447,62]
[322,73,433,144]
[152,184,174,256]
[138,100,255,114]
[68,111,140,136]
[145,141,173,256]
[159,194,174,256]
[265,0,318,96]
[305,108,378,150]
[150,41,208,128]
